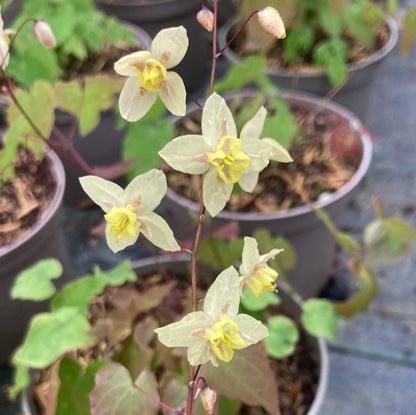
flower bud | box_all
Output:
[200,386,217,415]
[33,20,56,48]
[257,7,286,39]
[197,7,214,32]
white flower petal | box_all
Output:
[240,106,267,139]
[202,93,237,145]
[124,169,166,211]
[105,224,140,253]
[262,138,293,162]
[159,71,186,116]
[238,172,259,193]
[119,77,157,122]
[203,167,233,217]
[151,26,188,69]
[155,311,211,347]
[234,314,269,344]
[140,211,180,252]
[203,266,240,320]
[0,38,9,69]
[79,176,124,212]
[259,249,284,263]
[239,237,260,276]
[188,341,211,366]
[114,50,152,77]
[159,134,212,174]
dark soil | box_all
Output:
[165,97,361,213]
[32,270,320,415]
[0,149,55,247]
[231,19,391,71]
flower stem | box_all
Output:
[131,383,177,413]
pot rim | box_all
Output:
[129,255,329,415]
[166,88,373,221]
[219,15,398,79]
[0,149,65,256]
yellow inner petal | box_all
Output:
[247,265,278,297]
[203,315,246,363]
[104,205,141,240]
[136,58,167,92]
[207,135,251,183]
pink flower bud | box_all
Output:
[33,20,56,49]
[200,386,217,415]
[257,7,286,39]
[197,7,214,32]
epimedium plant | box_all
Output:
[7,2,337,414]
[234,0,395,86]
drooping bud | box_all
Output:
[197,7,214,32]
[200,386,217,415]
[257,7,286,39]
[33,20,56,48]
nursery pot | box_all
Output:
[21,255,328,415]
[55,23,151,205]
[94,0,210,93]
[164,90,373,299]
[0,150,72,363]
[218,16,398,121]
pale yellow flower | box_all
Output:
[79,170,180,253]
[159,93,292,217]
[154,266,268,366]
[114,26,188,121]
[239,237,283,297]
[257,7,286,39]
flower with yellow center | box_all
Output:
[79,170,180,253]
[114,26,188,122]
[239,237,283,298]
[154,266,268,367]
[159,93,292,217]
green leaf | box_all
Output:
[401,8,416,56]
[262,98,300,149]
[313,38,348,86]
[90,364,160,415]
[240,287,281,312]
[7,42,62,87]
[264,315,299,358]
[53,80,84,118]
[79,75,123,136]
[206,343,279,415]
[9,363,31,399]
[56,358,110,415]
[218,396,242,415]
[198,236,244,270]
[364,217,416,266]
[284,27,315,64]
[162,379,188,415]
[41,3,76,46]
[341,3,378,48]
[301,298,339,340]
[6,81,55,157]
[334,265,378,318]
[12,307,95,369]
[123,117,174,180]
[51,261,136,314]
[318,0,342,37]
[10,259,63,301]
[213,56,276,94]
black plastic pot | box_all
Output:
[164,89,373,299]
[94,0,211,93]
[0,150,71,363]
[218,17,398,121]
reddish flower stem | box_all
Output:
[131,383,177,413]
